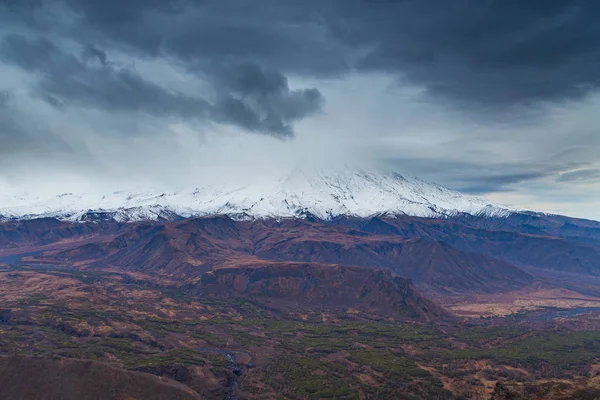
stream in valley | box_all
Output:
[198,348,253,400]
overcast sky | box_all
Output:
[0,0,599,219]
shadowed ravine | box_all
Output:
[198,348,254,400]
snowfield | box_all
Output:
[0,166,512,222]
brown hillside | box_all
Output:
[9,215,534,293]
[0,355,202,400]
[196,263,448,320]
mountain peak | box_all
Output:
[0,165,511,222]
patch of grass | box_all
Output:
[350,349,429,378]
[229,330,264,347]
[123,348,206,369]
[452,325,530,345]
[192,330,222,345]
[135,318,189,336]
[263,356,357,399]
[17,293,48,306]
[438,330,600,376]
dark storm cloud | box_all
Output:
[0,34,322,136]
[2,0,599,119]
[341,0,600,107]
[51,0,342,74]
[211,63,323,137]
[0,34,212,119]
[7,0,597,108]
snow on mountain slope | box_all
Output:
[0,166,511,221]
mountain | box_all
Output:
[0,166,510,222]
[3,216,533,294]
[1,166,599,298]
[334,215,600,277]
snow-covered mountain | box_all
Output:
[0,166,512,222]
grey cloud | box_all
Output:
[457,173,553,195]
[81,44,107,65]
[334,0,600,107]
[385,157,589,194]
[44,95,64,109]
[8,0,599,109]
[0,91,70,162]
[0,90,10,107]
[0,101,73,161]
[557,169,600,183]
[0,34,322,136]
[211,63,324,137]
[51,0,342,74]
[0,34,211,120]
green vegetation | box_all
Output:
[192,330,221,345]
[258,352,450,400]
[5,267,600,398]
[350,349,428,378]
[136,318,190,335]
[228,330,264,347]
[123,348,207,369]
[439,330,600,375]
[262,356,358,399]
[451,324,531,345]
[17,293,48,306]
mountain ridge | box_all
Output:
[0,166,512,222]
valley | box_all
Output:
[2,258,600,399]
